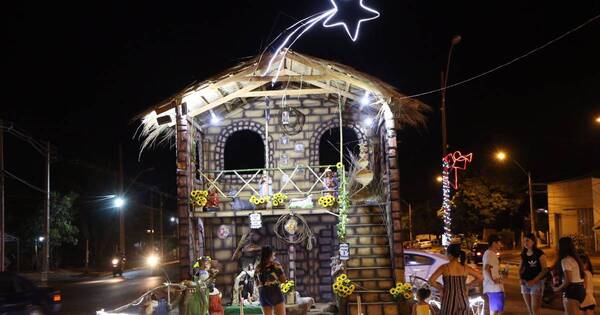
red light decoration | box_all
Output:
[443,151,473,190]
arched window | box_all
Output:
[319,127,360,169]
[224,130,265,172]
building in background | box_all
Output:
[547,176,600,253]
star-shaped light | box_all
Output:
[322,0,381,42]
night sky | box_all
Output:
[2,1,599,253]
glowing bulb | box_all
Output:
[436,175,443,183]
[360,91,370,107]
[495,151,507,161]
[363,117,373,126]
[170,217,176,223]
[114,197,125,208]
[595,115,600,124]
[210,111,221,125]
[38,236,45,242]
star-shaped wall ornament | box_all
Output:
[323,0,381,42]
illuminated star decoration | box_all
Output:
[441,151,473,246]
[263,0,380,82]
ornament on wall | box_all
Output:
[284,217,299,235]
[279,154,289,166]
[217,225,230,239]
[281,109,290,125]
[250,213,262,229]
[339,243,349,261]
[294,143,304,152]
[280,135,289,145]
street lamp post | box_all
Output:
[441,35,462,156]
[495,151,536,234]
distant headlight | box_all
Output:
[146,254,160,268]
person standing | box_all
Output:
[255,245,287,315]
[520,232,548,315]
[578,254,596,314]
[428,243,482,315]
[553,237,585,315]
[483,235,505,315]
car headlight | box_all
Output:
[146,254,160,268]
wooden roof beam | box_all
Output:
[187,81,268,117]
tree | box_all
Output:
[32,191,80,267]
[451,176,524,235]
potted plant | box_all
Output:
[389,282,414,312]
[280,280,295,304]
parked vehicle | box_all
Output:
[0,272,62,314]
[403,250,448,283]
[417,239,433,249]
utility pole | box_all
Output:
[41,141,50,286]
[408,203,413,242]
[159,194,164,258]
[528,172,536,234]
[150,191,154,251]
[0,120,4,272]
[118,145,125,256]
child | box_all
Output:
[412,287,434,315]
[579,254,596,314]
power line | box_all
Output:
[1,169,46,194]
[398,12,600,100]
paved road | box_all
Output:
[50,268,177,315]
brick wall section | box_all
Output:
[204,214,337,304]
[200,97,369,192]
[175,105,192,280]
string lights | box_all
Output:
[441,151,473,246]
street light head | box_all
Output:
[436,175,443,183]
[114,197,126,208]
[495,151,507,161]
[451,35,462,45]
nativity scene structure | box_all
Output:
[137,50,427,315]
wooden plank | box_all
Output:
[186,81,268,117]
[247,74,331,82]
[241,88,329,97]
[193,208,333,218]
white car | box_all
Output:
[403,249,447,283]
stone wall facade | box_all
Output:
[203,214,338,304]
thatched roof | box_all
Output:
[136,50,429,128]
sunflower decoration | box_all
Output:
[332,274,356,298]
[389,282,413,301]
[280,280,295,294]
[318,195,336,208]
[190,190,209,207]
[272,192,288,207]
[249,195,269,205]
